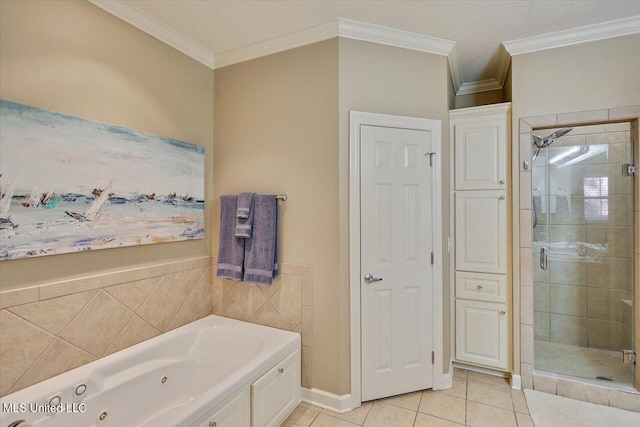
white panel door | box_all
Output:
[455,190,507,274]
[360,125,434,401]
[454,119,507,190]
[196,386,250,427]
[455,299,508,369]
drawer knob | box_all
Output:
[476,285,483,290]
[499,195,505,200]
[209,422,217,427]
[499,311,506,315]
[278,367,284,374]
[499,180,505,185]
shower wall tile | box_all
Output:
[605,122,631,132]
[534,283,549,312]
[534,312,550,341]
[549,285,587,317]
[521,286,534,325]
[520,172,532,210]
[587,227,629,258]
[549,225,586,246]
[212,263,313,389]
[585,132,629,145]
[519,119,532,134]
[520,248,533,287]
[609,390,640,413]
[550,314,587,346]
[527,114,558,129]
[556,109,608,126]
[587,288,609,319]
[520,134,532,172]
[547,134,586,147]
[549,259,587,286]
[548,164,585,195]
[0,256,212,398]
[587,258,629,290]
[608,105,640,121]
[520,210,532,248]
[549,195,586,225]
[556,377,609,405]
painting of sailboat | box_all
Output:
[0,99,205,260]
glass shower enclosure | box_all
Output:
[532,123,635,385]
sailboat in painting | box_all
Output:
[65,180,112,222]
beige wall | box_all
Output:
[214,40,340,393]
[512,35,640,120]
[0,0,214,290]
[454,89,505,109]
[338,38,452,382]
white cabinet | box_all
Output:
[195,386,250,427]
[252,350,301,427]
[455,191,507,274]
[454,116,507,190]
[451,102,511,372]
[455,300,508,370]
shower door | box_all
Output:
[532,123,635,385]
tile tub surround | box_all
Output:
[212,262,313,388]
[283,368,533,427]
[0,256,212,397]
[517,108,640,407]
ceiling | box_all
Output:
[103,1,640,94]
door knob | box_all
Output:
[364,273,383,283]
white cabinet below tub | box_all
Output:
[195,385,250,427]
[252,349,301,427]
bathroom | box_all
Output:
[0,1,639,426]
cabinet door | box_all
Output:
[455,190,507,274]
[252,350,301,427]
[195,386,250,427]
[455,299,508,369]
[454,118,507,190]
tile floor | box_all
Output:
[535,340,634,385]
[283,369,533,427]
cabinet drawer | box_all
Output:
[252,350,301,427]
[456,271,507,303]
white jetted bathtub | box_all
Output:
[0,315,301,427]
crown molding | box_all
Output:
[215,21,338,69]
[337,18,456,57]
[503,15,640,56]
[89,0,215,69]
[216,18,456,69]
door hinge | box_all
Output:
[623,349,636,364]
[430,252,434,265]
[432,351,435,364]
[425,152,436,167]
[622,163,636,176]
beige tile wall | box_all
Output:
[212,262,313,388]
[0,256,212,397]
[517,107,640,408]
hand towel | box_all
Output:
[235,192,255,238]
[243,194,278,285]
[216,195,245,280]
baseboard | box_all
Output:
[511,374,522,390]
[301,387,353,413]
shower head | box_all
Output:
[532,127,573,149]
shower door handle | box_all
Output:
[540,247,548,270]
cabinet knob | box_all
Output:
[278,367,284,374]
[209,421,217,427]
[499,180,505,185]
[499,195,505,200]
[477,285,483,290]
[499,311,506,315]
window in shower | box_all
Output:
[533,122,635,385]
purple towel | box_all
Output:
[216,195,245,281]
[235,192,255,238]
[243,195,278,285]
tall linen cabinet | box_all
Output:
[450,103,512,372]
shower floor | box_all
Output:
[535,340,634,385]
